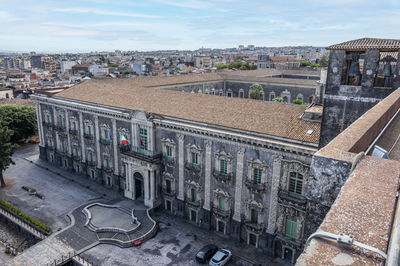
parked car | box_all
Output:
[196,244,218,263]
[209,249,232,266]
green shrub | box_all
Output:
[0,199,51,233]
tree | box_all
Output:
[249,83,263,100]
[292,99,307,105]
[273,97,285,103]
[0,122,18,187]
[319,53,329,67]
[0,105,37,143]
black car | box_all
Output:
[195,244,218,263]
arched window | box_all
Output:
[288,172,303,197]
[5,93,9,99]
[283,96,288,103]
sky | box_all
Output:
[0,0,399,52]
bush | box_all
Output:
[0,105,37,143]
[273,97,285,103]
[292,99,307,105]
[0,199,51,233]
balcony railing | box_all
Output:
[87,160,96,167]
[72,155,80,161]
[103,166,113,173]
[84,133,94,140]
[46,145,54,151]
[184,161,201,173]
[162,188,175,196]
[278,189,307,209]
[245,178,266,193]
[213,170,232,182]
[163,156,176,166]
[56,149,68,156]
[186,199,202,208]
[120,145,162,164]
[244,221,265,233]
[54,125,65,132]
[42,121,53,129]
[212,206,231,219]
[100,138,112,145]
[69,129,78,135]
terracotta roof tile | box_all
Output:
[55,77,321,144]
[327,37,400,52]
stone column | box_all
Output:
[267,155,282,234]
[79,112,85,163]
[36,103,44,147]
[128,163,134,199]
[65,110,71,156]
[53,106,59,149]
[233,148,245,221]
[144,169,151,207]
[394,49,400,89]
[204,140,212,211]
[95,115,101,168]
[148,124,154,152]
[361,49,380,89]
[177,134,185,201]
[112,118,119,176]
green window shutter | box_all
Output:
[253,168,261,185]
[106,159,109,168]
[59,115,62,127]
[166,180,171,193]
[104,129,108,140]
[192,152,198,168]
[73,122,77,131]
[90,153,93,163]
[289,172,303,197]
[191,188,196,202]
[220,159,227,175]
[251,209,258,224]
[219,197,226,211]
[88,125,92,136]
[285,219,297,239]
[166,146,172,158]
[139,126,148,152]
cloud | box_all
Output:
[150,0,211,9]
[54,7,163,18]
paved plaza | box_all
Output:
[0,144,285,265]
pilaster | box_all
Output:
[177,134,185,201]
[65,110,71,156]
[131,119,136,149]
[112,118,119,176]
[95,115,101,168]
[150,170,155,201]
[79,112,85,163]
[233,147,245,222]
[36,102,45,147]
[267,155,282,234]
[53,106,59,149]
[204,140,212,211]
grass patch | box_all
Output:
[0,199,51,233]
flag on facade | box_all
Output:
[109,131,113,140]
[121,133,129,145]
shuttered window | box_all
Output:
[289,172,303,197]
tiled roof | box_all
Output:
[327,38,400,51]
[55,77,321,144]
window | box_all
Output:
[59,115,63,128]
[239,90,244,98]
[166,145,172,159]
[105,158,110,169]
[88,125,92,136]
[46,114,50,124]
[166,200,171,211]
[139,126,148,154]
[251,209,258,224]
[89,153,94,163]
[191,210,197,222]
[166,179,171,194]
[73,147,79,157]
[285,219,297,239]
[104,129,109,140]
[227,91,232,97]
[191,188,197,202]
[219,197,226,211]
[91,170,95,179]
[61,139,66,153]
[220,159,227,176]
[253,168,262,185]
[249,233,257,246]
[218,221,225,233]
[192,152,198,168]
[73,121,77,131]
[289,172,303,197]
[219,91,223,96]
[270,93,275,101]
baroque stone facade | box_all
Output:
[33,71,321,263]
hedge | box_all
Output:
[0,199,51,233]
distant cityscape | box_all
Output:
[0,45,327,99]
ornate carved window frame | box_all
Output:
[247,158,269,185]
[245,199,264,224]
[213,189,231,210]
[186,144,202,169]
[161,138,176,163]
[100,123,111,140]
[281,160,310,196]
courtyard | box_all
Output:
[1,144,284,265]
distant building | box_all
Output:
[60,61,77,75]
[71,64,90,75]
[195,56,212,68]
[31,55,44,69]
[89,64,109,76]
[258,55,300,70]
[0,87,13,99]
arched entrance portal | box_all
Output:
[134,172,144,201]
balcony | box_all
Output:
[46,145,54,151]
[69,129,78,135]
[213,170,232,183]
[244,221,265,234]
[72,155,80,161]
[103,166,113,173]
[162,188,175,197]
[120,145,162,164]
[184,161,201,173]
[212,207,231,219]
[163,156,176,166]
[54,125,66,132]
[56,149,68,156]
[87,160,96,167]
[278,189,307,211]
[245,178,266,193]
[84,133,94,140]
[100,138,112,145]
[42,121,53,129]
[186,199,202,209]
